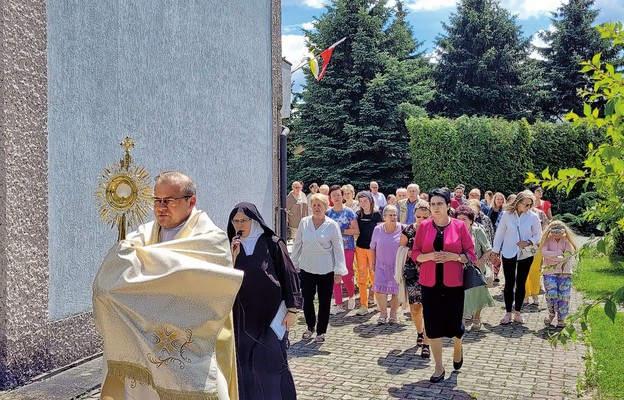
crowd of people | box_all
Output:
[95,173,577,400]
[287,180,578,384]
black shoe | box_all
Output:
[453,353,463,370]
[429,369,445,383]
[421,344,430,358]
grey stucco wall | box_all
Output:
[47,0,274,319]
[0,0,281,388]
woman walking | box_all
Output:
[412,189,475,383]
[491,190,542,325]
[370,205,404,324]
[291,194,347,343]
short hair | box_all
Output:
[341,184,355,197]
[504,190,535,213]
[428,188,451,205]
[309,193,329,209]
[455,184,465,191]
[469,188,481,197]
[309,182,319,190]
[466,198,482,215]
[485,190,493,198]
[396,187,407,195]
[383,204,398,216]
[319,184,330,192]
[329,184,342,197]
[292,180,303,189]
[154,171,196,196]
[454,205,475,222]
[407,183,420,192]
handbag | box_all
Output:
[463,256,487,289]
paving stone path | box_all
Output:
[2,281,587,400]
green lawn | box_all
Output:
[585,308,624,400]
[572,252,624,399]
[573,254,624,299]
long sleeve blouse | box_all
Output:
[291,216,348,276]
[541,237,575,275]
[492,210,542,260]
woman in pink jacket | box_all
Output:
[412,188,476,383]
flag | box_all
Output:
[292,37,347,81]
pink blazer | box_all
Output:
[411,218,476,287]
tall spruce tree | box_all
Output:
[536,0,616,120]
[432,0,541,121]
[287,0,434,191]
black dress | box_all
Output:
[402,224,422,304]
[227,202,303,400]
[420,223,465,339]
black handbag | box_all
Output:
[463,256,487,289]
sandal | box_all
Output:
[302,329,314,340]
[421,344,431,358]
[500,314,512,325]
[513,313,524,324]
[377,316,387,325]
[388,317,397,324]
[557,319,566,329]
[417,332,424,347]
[471,318,482,331]
[544,313,555,326]
[314,334,326,343]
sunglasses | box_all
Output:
[551,228,564,234]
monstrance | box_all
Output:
[95,137,153,241]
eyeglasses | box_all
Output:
[385,213,397,217]
[430,202,446,208]
[551,228,564,234]
[520,201,533,207]
[153,196,192,206]
[231,217,251,224]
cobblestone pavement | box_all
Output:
[71,282,587,400]
[1,281,586,400]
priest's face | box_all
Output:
[153,181,196,229]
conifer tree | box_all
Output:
[432,0,542,121]
[536,0,617,120]
[287,0,434,191]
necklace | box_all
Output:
[432,220,450,235]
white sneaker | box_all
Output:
[347,297,356,310]
[355,306,368,316]
[330,305,344,315]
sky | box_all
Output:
[282,0,624,92]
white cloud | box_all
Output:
[529,25,555,60]
[501,0,568,20]
[282,34,309,66]
[405,0,456,12]
[302,0,326,9]
[301,21,315,30]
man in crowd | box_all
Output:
[95,171,242,400]
[286,180,309,240]
[398,183,420,224]
[396,187,408,201]
[450,184,466,209]
[370,181,387,209]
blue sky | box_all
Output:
[282,0,624,92]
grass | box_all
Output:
[572,252,624,299]
[584,308,624,400]
[572,251,624,399]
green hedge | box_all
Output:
[407,116,601,212]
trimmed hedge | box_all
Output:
[407,116,601,219]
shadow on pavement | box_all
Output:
[486,323,532,338]
[387,373,475,399]
[288,338,331,358]
[352,321,409,338]
[377,348,430,374]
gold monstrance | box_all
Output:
[95,137,153,241]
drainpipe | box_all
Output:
[279,125,290,240]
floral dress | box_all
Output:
[402,224,423,304]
